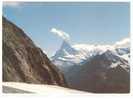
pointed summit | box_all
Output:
[52,40,76,59]
[60,40,71,50]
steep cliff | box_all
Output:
[2,17,66,87]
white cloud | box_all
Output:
[50,28,70,41]
[3,2,22,7]
[114,38,130,48]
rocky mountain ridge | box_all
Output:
[52,34,130,93]
[2,17,66,87]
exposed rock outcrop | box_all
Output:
[66,51,130,93]
[2,17,66,87]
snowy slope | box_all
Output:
[114,38,130,61]
[52,38,130,70]
[51,38,130,93]
[64,50,130,93]
[2,82,89,94]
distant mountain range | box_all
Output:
[52,37,130,93]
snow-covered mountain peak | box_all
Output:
[52,41,77,59]
[52,37,130,68]
[51,36,130,93]
[60,41,73,51]
[113,38,130,60]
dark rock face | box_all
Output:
[66,51,130,93]
[2,17,66,87]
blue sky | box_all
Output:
[3,2,130,57]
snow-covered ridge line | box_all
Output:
[2,82,89,94]
[52,37,130,68]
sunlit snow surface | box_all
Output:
[52,38,130,67]
[2,82,89,94]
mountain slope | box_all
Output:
[52,37,130,93]
[2,17,66,87]
[66,50,129,93]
